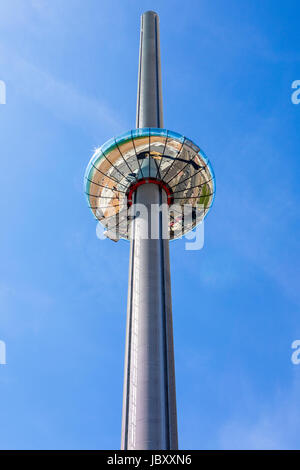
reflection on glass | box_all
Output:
[85,128,215,240]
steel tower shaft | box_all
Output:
[121,11,178,450]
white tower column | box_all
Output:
[121,11,178,450]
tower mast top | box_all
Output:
[136,11,163,128]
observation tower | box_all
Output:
[84,11,215,450]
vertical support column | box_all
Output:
[136,10,163,128]
[121,11,178,450]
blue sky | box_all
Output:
[0,0,300,450]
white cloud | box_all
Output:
[0,44,124,137]
[219,375,300,449]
